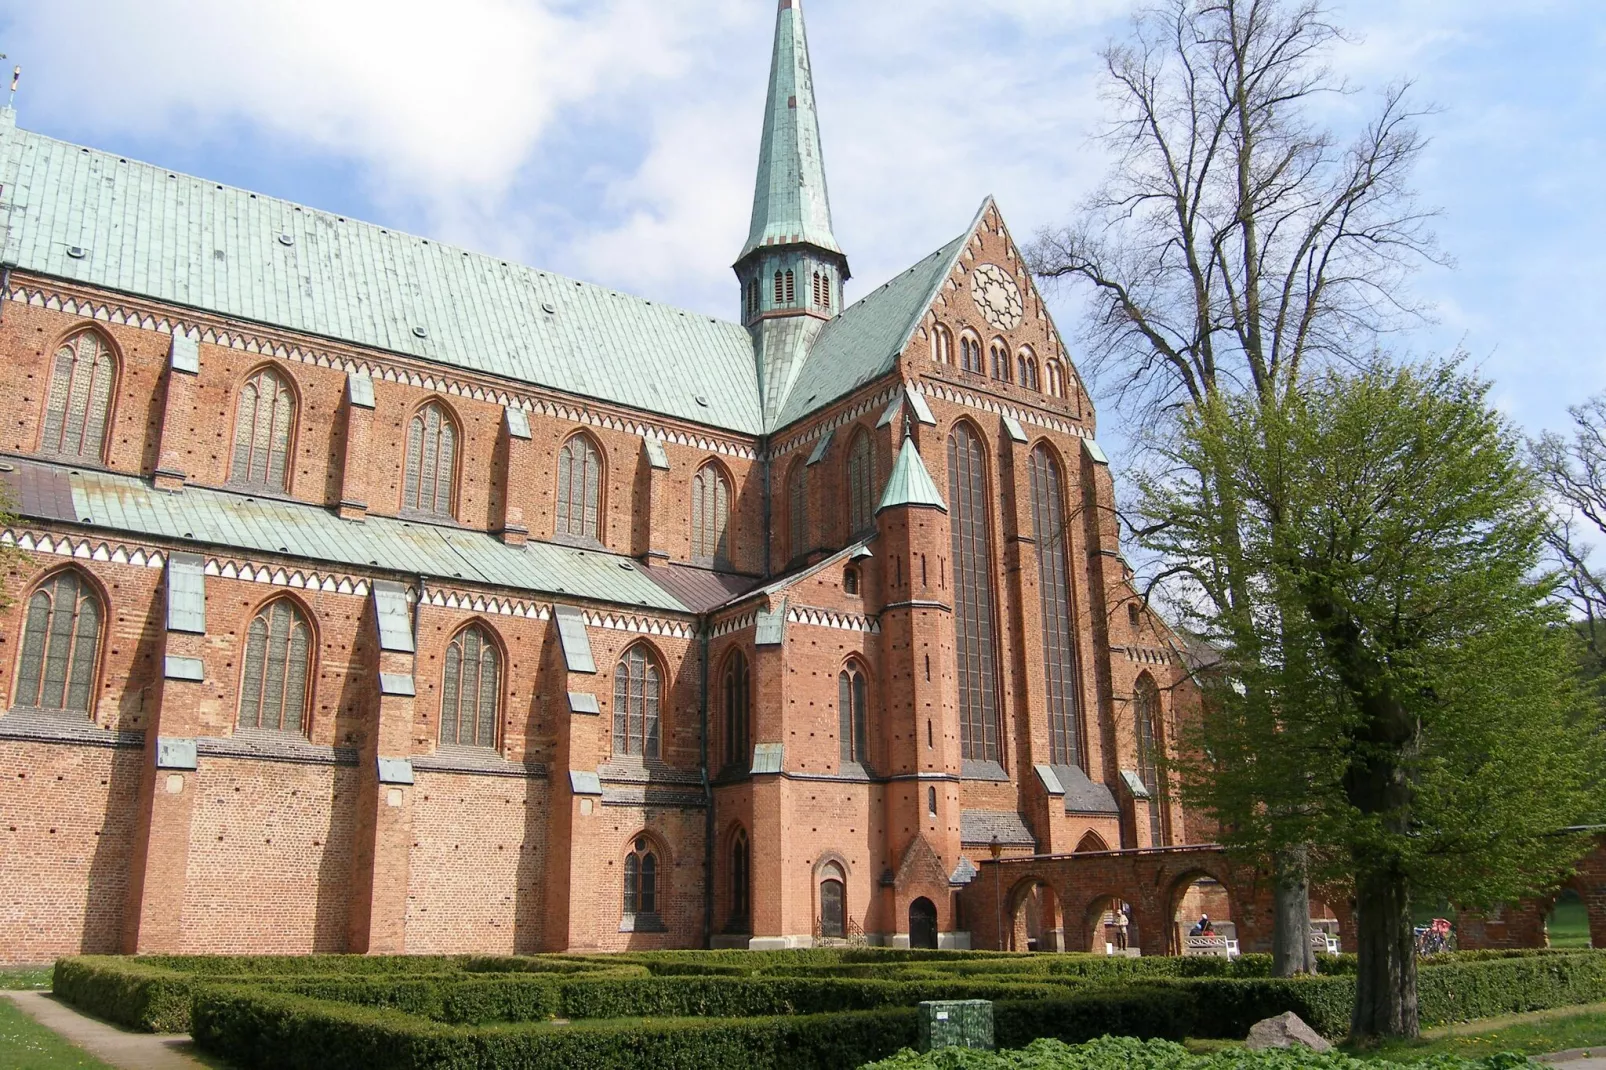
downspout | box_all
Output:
[0,263,11,323]
[699,625,714,948]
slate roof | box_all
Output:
[1050,763,1122,815]
[739,0,842,262]
[960,809,1036,848]
[0,457,691,614]
[773,233,968,429]
[877,436,947,514]
[0,110,765,435]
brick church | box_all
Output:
[0,0,1210,961]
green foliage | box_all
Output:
[190,985,921,1070]
[860,1035,1536,1070]
[51,958,192,1033]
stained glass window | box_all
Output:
[238,599,312,734]
[838,663,868,765]
[404,402,457,517]
[230,366,296,490]
[556,433,603,542]
[845,430,875,536]
[948,423,1000,763]
[692,462,731,564]
[1029,446,1082,767]
[440,624,500,748]
[613,645,661,758]
[40,331,115,462]
[624,836,658,915]
[14,571,102,715]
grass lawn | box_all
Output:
[1351,1003,1606,1061]
[0,999,116,1070]
[0,967,54,991]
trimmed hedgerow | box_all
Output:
[553,975,1067,1019]
[52,957,193,1033]
[190,984,922,1070]
[993,988,1198,1047]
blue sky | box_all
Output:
[0,0,1601,450]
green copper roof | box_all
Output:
[4,458,690,615]
[877,437,947,514]
[0,109,764,435]
[739,0,842,264]
[773,231,968,429]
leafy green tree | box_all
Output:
[1143,362,1604,1039]
[1029,0,1441,973]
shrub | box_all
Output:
[993,989,1198,1048]
[52,957,193,1033]
[553,975,1066,1019]
[191,984,921,1070]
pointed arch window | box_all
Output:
[623,835,663,929]
[787,461,809,561]
[613,644,662,759]
[784,270,796,305]
[729,828,751,931]
[812,271,823,309]
[845,430,876,536]
[990,340,1011,382]
[40,330,116,462]
[230,366,296,491]
[933,325,953,364]
[404,402,457,518]
[692,461,732,565]
[818,862,846,939]
[1017,349,1040,392]
[774,271,784,305]
[14,570,103,715]
[1135,675,1168,846]
[959,334,983,374]
[440,623,500,749]
[948,423,1001,764]
[557,433,603,542]
[238,599,312,735]
[822,275,832,312]
[1029,446,1082,768]
[838,661,869,766]
[1045,360,1065,398]
[722,650,750,771]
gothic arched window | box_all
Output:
[230,366,296,491]
[613,644,662,759]
[440,623,500,749]
[1135,674,1168,846]
[1029,445,1082,768]
[838,661,868,766]
[812,271,823,309]
[784,270,796,305]
[948,422,1001,763]
[787,460,809,561]
[1017,349,1040,392]
[933,324,953,364]
[404,401,458,518]
[40,330,116,462]
[819,862,846,939]
[960,333,985,374]
[1045,360,1064,398]
[990,339,1011,382]
[14,570,103,716]
[722,649,750,770]
[691,461,731,565]
[773,271,784,305]
[238,599,312,735]
[730,828,751,930]
[845,429,876,536]
[556,433,604,542]
[623,835,659,918]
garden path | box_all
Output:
[0,991,210,1070]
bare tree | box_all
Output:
[1030,0,1441,978]
[1533,396,1606,670]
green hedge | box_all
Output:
[52,957,193,1033]
[553,975,1066,1020]
[993,989,1197,1047]
[191,985,921,1070]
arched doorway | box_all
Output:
[1082,894,1134,955]
[909,897,938,949]
[1007,879,1061,951]
[1171,872,1235,956]
[1547,888,1592,948]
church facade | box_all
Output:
[0,0,1205,961]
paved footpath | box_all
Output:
[1,990,211,1070]
[1535,1052,1606,1070]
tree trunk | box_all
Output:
[1350,863,1418,1039]
[1272,844,1315,976]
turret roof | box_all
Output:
[877,435,948,514]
